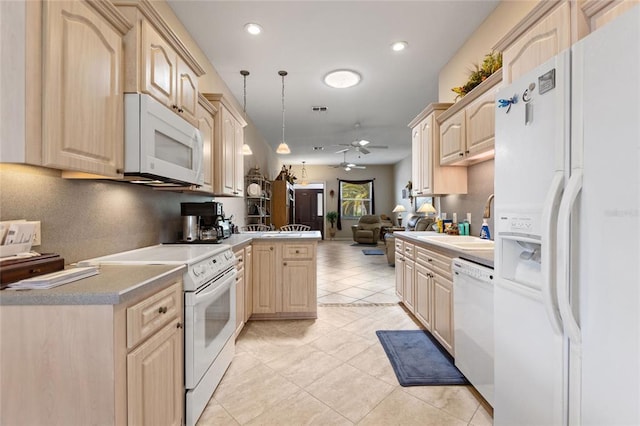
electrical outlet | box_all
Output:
[31,221,41,246]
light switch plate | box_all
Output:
[30,221,41,246]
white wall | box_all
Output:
[438,1,537,103]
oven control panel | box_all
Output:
[186,249,236,290]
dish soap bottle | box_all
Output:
[480,219,491,240]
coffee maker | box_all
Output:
[180,202,228,243]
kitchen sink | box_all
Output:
[417,235,494,251]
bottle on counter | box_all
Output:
[462,220,470,236]
[480,219,491,240]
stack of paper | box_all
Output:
[7,267,99,290]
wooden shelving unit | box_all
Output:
[245,174,271,227]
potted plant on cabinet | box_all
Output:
[326,211,338,240]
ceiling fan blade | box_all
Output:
[335,148,349,154]
[353,165,366,169]
[358,146,371,154]
[367,145,388,149]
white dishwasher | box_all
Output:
[452,258,494,406]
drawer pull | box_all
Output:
[29,268,41,273]
[283,262,287,266]
[428,258,433,262]
[158,306,168,314]
[295,250,300,254]
[176,322,183,329]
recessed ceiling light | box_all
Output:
[244,23,262,35]
[324,69,361,89]
[391,41,408,52]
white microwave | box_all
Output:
[124,94,204,186]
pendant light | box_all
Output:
[240,70,253,155]
[300,161,308,186]
[276,70,291,154]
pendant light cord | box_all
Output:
[279,70,287,143]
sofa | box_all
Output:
[351,215,382,244]
[384,215,435,265]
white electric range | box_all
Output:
[79,244,236,426]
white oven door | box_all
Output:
[184,267,236,389]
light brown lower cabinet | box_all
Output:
[396,237,455,355]
[234,244,253,338]
[0,275,184,425]
[251,240,317,319]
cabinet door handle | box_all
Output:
[172,104,178,110]
[427,258,432,262]
[270,247,273,251]
[178,108,184,113]
[458,152,464,157]
[176,322,183,329]
[465,150,470,154]
[283,262,287,266]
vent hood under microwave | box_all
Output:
[124,94,204,187]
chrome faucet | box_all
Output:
[483,194,495,219]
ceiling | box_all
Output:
[167,1,500,167]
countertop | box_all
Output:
[0,264,185,306]
[2,231,321,306]
[393,231,494,269]
[226,230,322,248]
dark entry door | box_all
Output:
[294,188,324,236]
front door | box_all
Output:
[294,188,324,237]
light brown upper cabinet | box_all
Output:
[437,72,502,167]
[117,0,206,127]
[1,0,132,177]
[580,0,640,34]
[409,103,467,195]
[194,94,217,194]
[203,94,247,197]
[494,1,571,85]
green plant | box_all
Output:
[326,211,338,227]
[452,51,502,100]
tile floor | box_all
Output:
[198,240,492,425]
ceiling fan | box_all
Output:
[334,139,388,155]
[330,151,366,171]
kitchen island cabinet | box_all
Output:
[0,265,185,426]
[251,235,319,319]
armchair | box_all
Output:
[351,215,382,244]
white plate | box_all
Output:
[247,183,261,197]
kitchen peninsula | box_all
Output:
[228,231,321,320]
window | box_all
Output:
[340,181,372,218]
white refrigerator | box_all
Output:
[494,7,639,426]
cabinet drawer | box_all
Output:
[127,282,182,349]
[403,242,415,260]
[282,243,313,260]
[395,239,404,253]
[234,249,245,272]
[416,246,453,279]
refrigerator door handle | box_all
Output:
[556,169,583,344]
[541,171,565,335]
